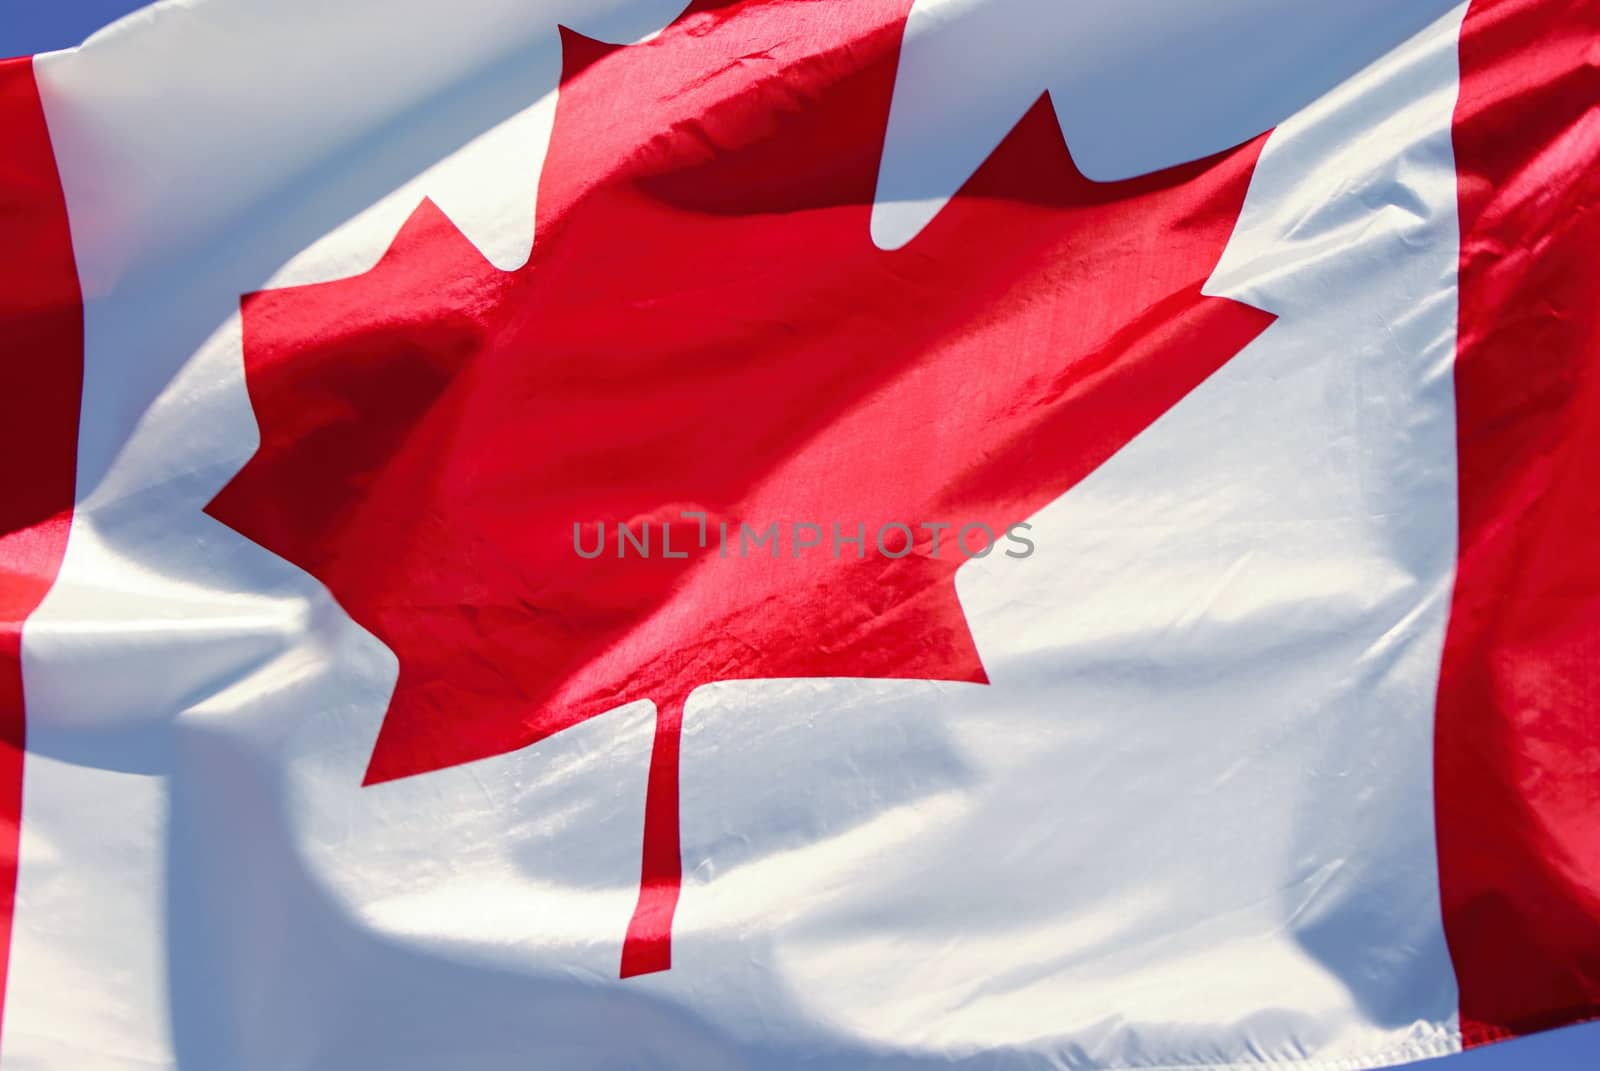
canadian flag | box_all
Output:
[0,0,1596,1067]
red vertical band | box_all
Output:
[620,695,686,978]
[1438,0,1600,1047]
[0,56,83,1046]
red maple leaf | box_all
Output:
[207,0,1272,978]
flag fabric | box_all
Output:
[1,0,1597,1067]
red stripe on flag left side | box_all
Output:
[0,56,85,1049]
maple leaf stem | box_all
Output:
[619,693,686,979]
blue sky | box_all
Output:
[2,2,1596,1069]
[1,0,154,58]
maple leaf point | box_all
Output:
[207,0,1272,979]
